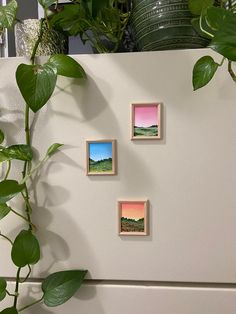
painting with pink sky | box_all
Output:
[119,201,148,235]
[132,103,161,139]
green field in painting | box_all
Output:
[121,217,144,232]
[89,158,112,173]
[134,125,158,137]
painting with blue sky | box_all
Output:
[87,140,116,175]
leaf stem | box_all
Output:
[9,207,36,230]
[18,296,44,312]
[20,265,32,283]
[218,57,225,66]
[30,18,44,64]
[200,14,214,38]
[6,290,17,297]
[228,60,236,82]
[13,267,21,308]
[20,155,49,185]
[0,232,13,245]
[4,160,11,180]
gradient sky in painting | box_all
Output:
[134,105,158,127]
[89,142,112,161]
[121,202,145,220]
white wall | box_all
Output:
[0,50,236,312]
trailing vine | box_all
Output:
[0,2,88,313]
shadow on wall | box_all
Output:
[50,74,121,136]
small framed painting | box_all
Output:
[86,140,116,175]
[118,200,149,236]
[131,103,161,140]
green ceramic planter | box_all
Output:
[130,0,209,51]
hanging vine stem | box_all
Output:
[13,267,21,307]
[12,18,45,310]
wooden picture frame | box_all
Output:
[131,103,161,140]
[86,139,117,176]
[118,200,149,236]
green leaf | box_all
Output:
[11,230,40,267]
[0,308,18,314]
[38,0,56,9]
[0,204,11,220]
[82,0,109,18]
[49,55,86,79]
[0,278,6,301]
[188,0,214,15]
[192,56,219,90]
[205,7,229,32]
[0,278,6,293]
[16,63,57,113]
[50,4,88,37]
[208,10,236,61]
[0,0,17,30]
[0,291,6,302]
[2,145,33,161]
[42,270,87,307]
[46,143,63,157]
[0,180,24,204]
[0,152,10,163]
[0,130,4,144]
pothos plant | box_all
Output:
[0,1,88,313]
[50,0,131,53]
[188,0,236,90]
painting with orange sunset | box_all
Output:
[121,202,144,220]
[119,201,147,234]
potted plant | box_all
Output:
[50,0,131,53]
[130,0,209,51]
[188,0,236,90]
[0,1,88,313]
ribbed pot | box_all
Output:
[130,0,209,51]
[15,19,68,57]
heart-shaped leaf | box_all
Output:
[16,63,57,113]
[209,10,236,61]
[2,145,33,161]
[49,55,86,79]
[0,130,4,144]
[192,56,219,90]
[0,308,18,314]
[46,143,63,157]
[42,270,87,307]
[0,180,24,204]
[188,0,214,15]
[0,204,11,220]
[0,0,17,29]
[11,230,40,267]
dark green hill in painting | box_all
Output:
[121,217,144,232]
[89,158,112,173]
[134,125,158,137]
